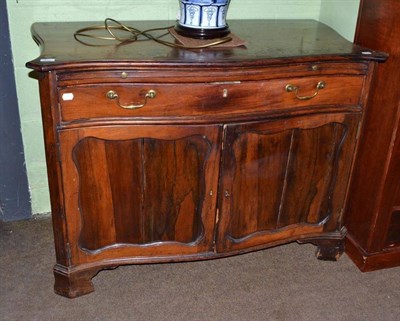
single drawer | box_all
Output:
[58,75,364,123]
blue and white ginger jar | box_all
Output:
[176,0,231,39]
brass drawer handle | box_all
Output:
[285,81,326,100]
[106,89,157,109]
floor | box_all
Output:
[1,216,399,321]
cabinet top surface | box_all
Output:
[26,20,386,71]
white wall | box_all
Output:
[319,0,360,41]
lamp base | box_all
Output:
[174,24,230,40]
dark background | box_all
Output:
[0,1,31,221]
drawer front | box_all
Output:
[58,75,364,123]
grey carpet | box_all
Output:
[1,216,399,321]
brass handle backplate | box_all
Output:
[106,89,157,109]
[285,81,326,101]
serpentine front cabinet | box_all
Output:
[27,20,385,298]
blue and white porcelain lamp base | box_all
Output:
[175,0,231,39]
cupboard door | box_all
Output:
[217,113,360,252]
[58,125,221,264]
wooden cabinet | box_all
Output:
[27,20,384,298]
[345,0,400,271]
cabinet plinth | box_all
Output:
[27,20,385,297]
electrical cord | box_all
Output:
[74,18,233,49]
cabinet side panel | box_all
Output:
[348,0,400,252]
[38,72,69,266]
[386,210,400,247]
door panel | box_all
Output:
[59,125,221,263]
[217,113,359,252]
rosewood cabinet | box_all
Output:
[27,20,385,298]
[345,0,400,271]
